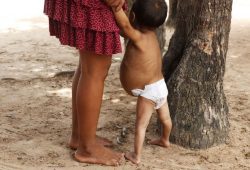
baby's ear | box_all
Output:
[129,11,136,23]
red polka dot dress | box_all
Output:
[44,0,125,55]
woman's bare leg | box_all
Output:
[68,59,81,149]
[125,97,154,164]
[68,58,113,150]
[73,50,124,166]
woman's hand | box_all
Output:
[105,0,125,12]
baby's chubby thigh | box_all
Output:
[136,96,155,128]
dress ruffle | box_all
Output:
[75,0,109,9]
[44,0,124,55]
[44,0,120,32]
[49,19,122,55]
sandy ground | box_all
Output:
[0,0,249,170]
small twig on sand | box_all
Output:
[1,78,17,81]
[53,71,75,77]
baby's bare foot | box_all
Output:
[73,144,124,166]
[125,152,140,164]
[68,135,113,150]
[148,139,170,148]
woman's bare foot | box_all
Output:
[148,138,170,148]
[97,136,113,147]
[68,135,113,150]
[68,137,78,150]
[125,152,140,164]
[73,144,124,166]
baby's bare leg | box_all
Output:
[125,97,154,164]
[149,102,172,147]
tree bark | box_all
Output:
[156,25,167,54]
[163,0,232,149]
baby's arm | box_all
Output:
[105,0,125,12]
[112,8,142,43]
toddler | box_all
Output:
[110,0,172,164]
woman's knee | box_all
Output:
[80,51,112,80]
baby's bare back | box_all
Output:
[120,33,163,95]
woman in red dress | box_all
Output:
[44,0,125,166]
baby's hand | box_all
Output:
[105,0,125,12]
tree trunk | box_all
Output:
[163,0,232,149]
[156,25,167,54]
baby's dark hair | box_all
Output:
[132,0,168,28]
